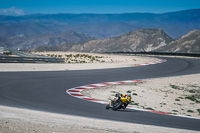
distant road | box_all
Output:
[0,57,200,131]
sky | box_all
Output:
[0,0,200,15]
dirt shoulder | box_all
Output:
[0,105,198,133]
[82,74,200,118]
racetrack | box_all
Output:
[0,57,200,131]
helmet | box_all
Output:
[122,94,126,97]
[115,94,118,97]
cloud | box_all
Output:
[0,7,26,16]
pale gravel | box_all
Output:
[0,105,198,133]
[82,74,200,117]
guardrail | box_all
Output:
[11,50,51,58]
[0,46,65,63]
[105,52,200,57]
[0,56,65,63]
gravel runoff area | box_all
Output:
[82,74,200,118]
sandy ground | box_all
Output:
[82,74,200,118]
[0,105,198,133]
[0,52,158,71]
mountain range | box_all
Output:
[35,29,200,53]
[68,29,174,52]
[0,31,93,50]
[0,9,200,52]
[68,29,200,53]
[0,9,200,40]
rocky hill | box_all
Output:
[33,29,200,53]
[68,29,174,52]
[0,31,93,50]
[157,30,200,52]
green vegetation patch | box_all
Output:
[127,90,132,93]
[132,93,138,96]
[145,107,154,111]
[130,102,139,106]
[185,95,196,101]
[110,91,119,93]
[178,97,184,99]
[170,84,183,90]
[128,81,143,86]
[189,90,196,93]
[187,110,194,113]
[187,84,200,88]
[185,94,200,103]
[175,99,180,101]
[197,109,200,115]
[46,54,105,63]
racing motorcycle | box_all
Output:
[106,95,129,110]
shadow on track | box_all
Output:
[106,109,139,113]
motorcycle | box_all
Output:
[106,96,129,110]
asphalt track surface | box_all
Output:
[0,57,200,131]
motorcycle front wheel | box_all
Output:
[105,104,110,109]
[112,101,122,110]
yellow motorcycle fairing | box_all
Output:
[120,97,128,103]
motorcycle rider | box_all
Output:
[114,93,132,109]
[106,93,123,109]
[115,93,122,99]
[106,93,132,110]
[121,93,132,109]
[110,93,121,107]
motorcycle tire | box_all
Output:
[105,104,110,109]
[112,101,123,110]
